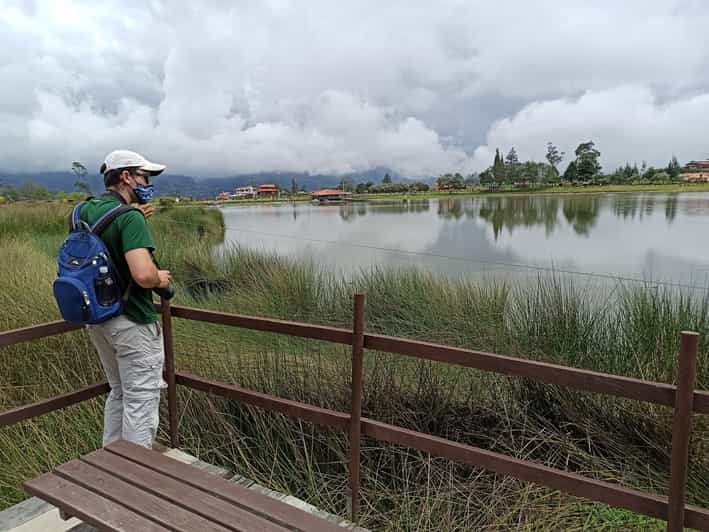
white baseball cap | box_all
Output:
[100,150,166,176]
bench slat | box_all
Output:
[23,473,169,532]
[106,440,345,532]
[82,449,291,532]
[54,460,232,532]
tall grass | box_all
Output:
[1,202,707,530]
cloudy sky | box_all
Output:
[2,0,709,177]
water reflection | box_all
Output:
[476,196,562,239]
[220,192,709,286]
[434,193,693,240]
[338,199,431,221]
[665,195,678,223]
[562,197,601,236]
[438,198,464,220]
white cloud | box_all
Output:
[1,0,709,177]
[471,86,709,172]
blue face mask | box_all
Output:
[133,182,155,204]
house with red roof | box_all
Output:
[682,160,709,182]
[310,189,353,203]
[257,184,279,197]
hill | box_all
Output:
[0,167,426,199]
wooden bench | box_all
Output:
[23,440,346,532]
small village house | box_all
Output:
[310,188,353,202]
[231,185,257,199]
[681,160,709,182]
[257,183,279,198]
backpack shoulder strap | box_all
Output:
[69,201,88,232]
[91,204,143,236]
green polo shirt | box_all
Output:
[79,195,157,324]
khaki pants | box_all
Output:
[87,315,165,448]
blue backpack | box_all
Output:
[53,201,137,324]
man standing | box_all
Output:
[81,150,171,448]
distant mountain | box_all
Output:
[0,167,432,199]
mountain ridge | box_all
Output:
[0,167,434,198]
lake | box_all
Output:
[219,192,709,290]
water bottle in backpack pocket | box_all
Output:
[53,202,136,324]
[95,265,121,306]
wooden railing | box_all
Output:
[1,295,709,531]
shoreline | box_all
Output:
[197,183,709,207]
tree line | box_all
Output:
[473,141,684,189]
[343,141,687,194]
[339,173,432,194]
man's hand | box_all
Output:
[137,203,155,219]
[157,269,171,289]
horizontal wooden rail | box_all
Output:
[173,375,709,530]
[0,382,110,428]
[695,390,709,414]
[175,372,350,430]
[360,418,709,531]
[160,306,709,415]
[0,321,83,348]
[2,314,708,415]
[364,333,709,415]
[169,305,353,345]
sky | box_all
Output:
[1,0,709,178]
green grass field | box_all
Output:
[359,182,709,202]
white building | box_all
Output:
[230,186,257,199]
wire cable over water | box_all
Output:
[160,218,709,292]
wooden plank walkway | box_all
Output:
[23,441,347,532]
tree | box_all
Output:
[339,178,354,192]
[436,174,465,191]
[653,171,670,182]
[667,156,681,180]
[493,148,506,184]
[479,169,494,187]
[616,162,639,181]
[18,181,51,200]
[562,161,578,182]
[643,166,657,180]
[505,147,521,181]
[74,180,90,195]
[291,178,297,196]
[518,161,553,184]
[354,181,373,194]
[382,173,392,184]
[505,147,520,166]
[71,161,91,195]
[464,173,479,186]
[574,141,601,181]
[436,174,452,190]
[545,142,564,175]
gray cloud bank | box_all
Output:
[1,0,708,177]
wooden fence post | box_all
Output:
[161,296,179,449]
[349,293,366,522]
[667,331,699,532]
